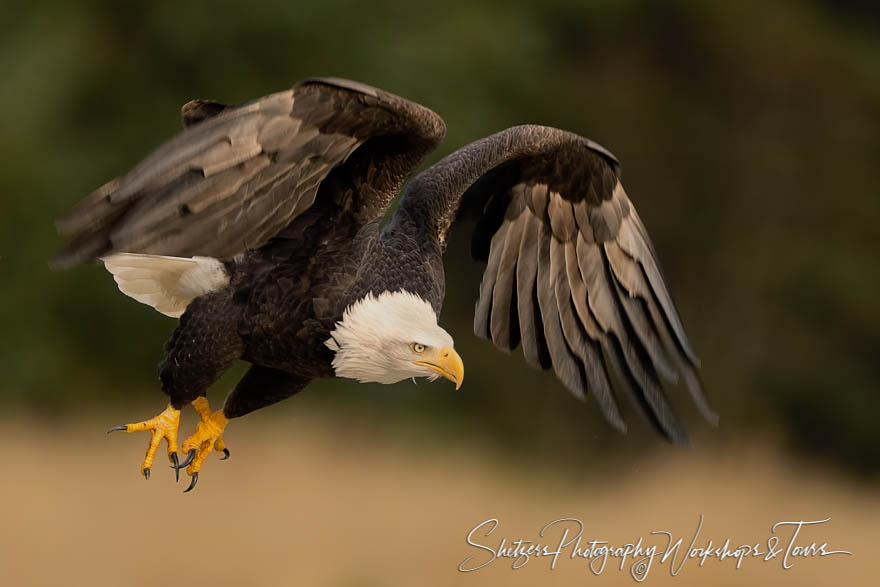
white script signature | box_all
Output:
[458,516,851,581]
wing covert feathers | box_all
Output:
[55,79,445,268]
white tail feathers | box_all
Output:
[101,253,230,318]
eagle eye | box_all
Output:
[411,343,426,353]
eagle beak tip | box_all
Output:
[445,347,464,391]
[416,346,464,390]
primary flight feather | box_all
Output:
[55,77,713,491]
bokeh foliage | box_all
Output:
[1,0,877,474]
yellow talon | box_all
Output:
[180,397,229,490]
[109,404,180,479]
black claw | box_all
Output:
[107,425,127,434]
[170,453,180,482]
[220,448,230,460]
[183,472,198,493]
[143,467,150,480]
[178,449,196,469]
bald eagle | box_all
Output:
[54,78,714,491]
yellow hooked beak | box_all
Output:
[413,346,464,389]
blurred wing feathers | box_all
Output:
[55,79,445,267]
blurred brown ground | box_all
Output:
[2,407,875,587]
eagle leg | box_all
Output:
[179,397,229,493]
[107,404,181,481]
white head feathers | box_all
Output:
[325,290,455,385]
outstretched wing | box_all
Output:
[398,125,714,445]
[54,78,445,267]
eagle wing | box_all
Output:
[399,125,714,445]
[53,78,445,267]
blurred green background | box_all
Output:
[1,0,878,478]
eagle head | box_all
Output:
[325,290,464,389]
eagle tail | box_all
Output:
[100,253,229,318]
